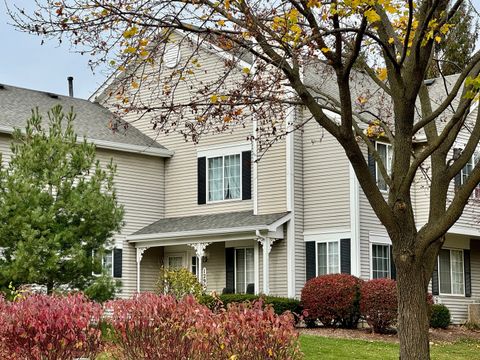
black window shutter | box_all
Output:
[225,247,235,293]
[198,157,206,205]
[453,148,462,191]
[113,248,122,278]
[340,239,351,274]
[432,256,439,295]
[242,151,252,200]
[464,249,472,297]
[389,245,396,280]
[368,142,376,179]
[306,241,316,280]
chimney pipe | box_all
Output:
[67,76,74,97]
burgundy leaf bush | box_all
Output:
[0,293,103,360]
[301,274,362,328]
[360,278,398,333]
[106,292,301,360]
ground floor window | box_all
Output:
[372,244,390,279]
[235,248,254,293]
[317,241,339,275]
[191,256,199,277]
[168,255,184,269]
[439,249,464,295]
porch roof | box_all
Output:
[127,210,290,244]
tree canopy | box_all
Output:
[0,106,124,294]
[7,0,480,358]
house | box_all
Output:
[1,34,478,325]
[88,32,480,324]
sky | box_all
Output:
[1,1,480,100]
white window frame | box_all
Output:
[460,152,480,198]
[370,243,391,279]
[206,154,242,203]
[234,247,255,294]
[375,142,392,192]
[315,240,341,276]
[92,248,114,277]
[438,248,465,297]
[197,143,251,204]
[165,252,187,269]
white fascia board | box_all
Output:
[127,225,268,243]
[368,231,391,245]
[197,142,251,158]
[267,213,292,232]
[449,225,480,237]
[0,126,173,158]
[303,229,351,242]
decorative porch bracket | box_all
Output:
[136,246,149,293]
[256,231,277,295]
[188,242,211,289]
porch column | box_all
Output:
[136,247,149,293]
[188,242,211,289]
[257,233,275,295]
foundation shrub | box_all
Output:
[0,293,103,360]
[106,292,301,359]
[301,274,362,328]
[430,304,451,329]
[360,278,398,333]
[156,266,203,299]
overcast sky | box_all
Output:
[1,1,480,100]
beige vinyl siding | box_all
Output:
[302,118,350,232]
[257,139,287,215]
[294,112,305,297]
[140,247,164,292]
[269,235,288,296]
[0,134,11,163]
[95,149,165,297]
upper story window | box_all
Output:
[461,152,480,198]
[376,142,392,192]
[208,154,241,201]
[197,144,251,205]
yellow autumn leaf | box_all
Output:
[132,81,139,89]
[123,26,138,39]
[217,19,225,26]
[124,46,137,54]
[364,9,380,23]
[139,38,149,47]
[435,36,442,43]
[388,37,395,44]
[210,94,219,103]
[377,68,388,81]
[321,47,331,53]
[242,67,251,75]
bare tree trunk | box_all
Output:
[396,257,431,360]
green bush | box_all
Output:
[199,293,302,317]
[430,304,451,329]
[156,267,203,300]
[84,275,119,303]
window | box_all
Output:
[461,152,480,197]
[235,248,254,293]
[191,256,199,277]
[438,249,464,295]
[93,249,113,276]
[208,154,241,201]
[376,142,392,191]
[317,241,339,276]
[168,256,184,269]
[372,244,390,279]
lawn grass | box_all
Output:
[300,335,480,360]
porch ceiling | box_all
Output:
[127,210,290,245]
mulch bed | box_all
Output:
[299,326,480,344]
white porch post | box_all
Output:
[257,231,275,295]
[136,247,148,293]
[188,242,211,289]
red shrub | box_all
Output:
[301,274,362,328]
[0,293,103,360]
[106,293,301,360]
[360,278,397,333]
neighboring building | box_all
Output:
[2,35,479,324]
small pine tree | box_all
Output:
[0,106,124,293]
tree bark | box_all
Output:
[396,254,431,360]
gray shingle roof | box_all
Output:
[0,83,168,151]
[133,210,290,235]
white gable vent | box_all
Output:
[163,44,181,68]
